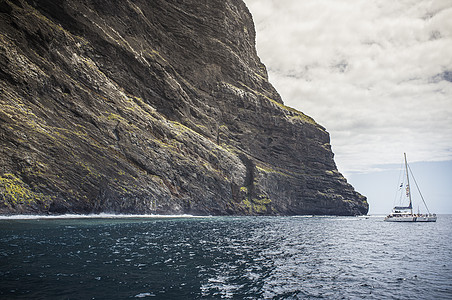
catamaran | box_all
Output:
[384,153,437,222]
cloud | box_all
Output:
[244,0,452,174]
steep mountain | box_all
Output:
[0,0,368,215]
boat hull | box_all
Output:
[415,216,437,222]
[384,216,416,222]
[384,215,437,222]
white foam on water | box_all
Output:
[0,213,209,220]
[134,292,155,298]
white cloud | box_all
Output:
[244,0,452,174]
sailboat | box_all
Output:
[384,153,437,222]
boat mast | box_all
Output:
[404,153,413,214]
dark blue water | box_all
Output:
[1,215,451,299]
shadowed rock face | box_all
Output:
[0,0,368,215]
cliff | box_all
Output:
[0,0,368,215]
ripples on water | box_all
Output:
[1,215,451,299]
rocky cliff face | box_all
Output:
[0,0,368,215]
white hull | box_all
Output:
[384,215,437,222]
[415,216,437,222]
[384,216,416,222]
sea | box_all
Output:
[0,214,451,299]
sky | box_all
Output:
[243,0,452,214]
